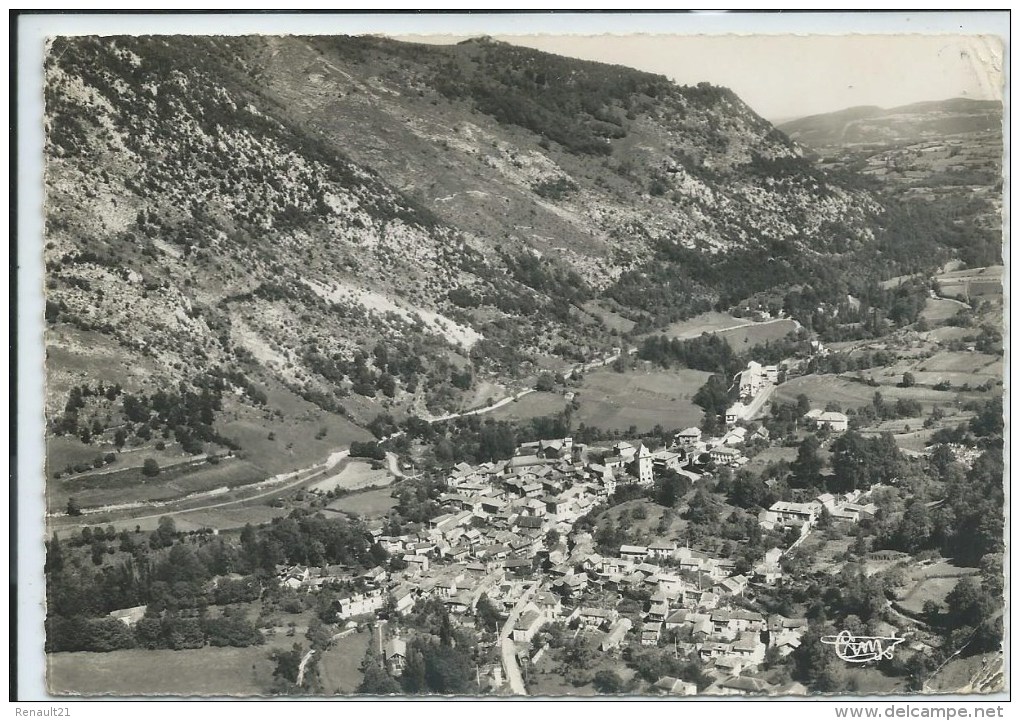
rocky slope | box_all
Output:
[43,34,947,466]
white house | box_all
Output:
[676,427,702,445]
[816,411,849,433]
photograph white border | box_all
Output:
[13,9,1011,711]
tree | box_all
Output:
[535,373,556,392]
[358,660,401,695]
[900,372,915,388]
[593,669,624,694]
[66,497,82,517]
[45,533,64,574]
[153,516,177,548]
[142,458,161,477]
[475,594,502,634]
[790,435,823,488]
[271,643,304,684]
[114,428,127,450]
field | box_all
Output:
[326,487,397,518]
[47,603,323,697]
[48,458,269,513]
[487,391,569,423]
[935,265,1004,299]
[571,367,710,433]
[307,458,394,494]
[896,561,980,615]
[928,652,1004,694]
[317,628,372,695]
[47,644,280,696]
[774,374,985,414]
[218,383,372,476]
[712,319,800,351]
[658,311,748,339]
[529,648,636,697]
[743,446,798,475]
[863,351,1002,389]
[920,297,968,324]
[461,379,511,413]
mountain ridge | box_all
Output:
[42,34,967,484]
[779,97,1002,148]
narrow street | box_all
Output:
[498,583,537,695]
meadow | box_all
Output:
[774,374,986,414]
[571,366,710,433]
[712,318,800,351]
[316,628,372,695]
[658,310,748,339]
[48,458,268,514]
[307,459,394,494]
[326,487,398,518]
[47,643,282,696]
[895,561,980,615]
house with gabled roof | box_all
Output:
[714,575,749,597]
[712,675,770,695]
[664,609,689,631]
[385,637,407,676]
[403,554,430,574]
[653,676,698,696]
[620,545,649,561]
[648,541,677,560]
[676,427,702,445]
[641,621,662,646]
[511,606,548,643]
[577,607,618,629]
[601,617,633,652]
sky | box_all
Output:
[393,33,1005,122]
[17,11,1006,122]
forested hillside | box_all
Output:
[44,35,976,479]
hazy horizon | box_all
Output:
[392,33,1004,123]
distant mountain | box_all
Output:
[778,98,1002,149]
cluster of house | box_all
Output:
[496,539,810,695]
[672,425,764,470]
[759,491,878,535]
[273,434,818,695]
[726,361,780,426]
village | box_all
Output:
[270,360,878,696]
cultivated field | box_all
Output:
[317,628,372,695]
[920,297,968,324]
[935,265,1004,299]
[581,299,636,334]
[487,391,570,423]
[307,459,394,494]
[326,487,397,518]
[659,311,748,339]
[219,384,372,476]
[47,458,268,514]
[743,446,798,475]
[571,367,710,434]
[774,374,985,414]
[47,645,279,697]
[713,319,800,351]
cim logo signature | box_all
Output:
[821,630,906,663]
